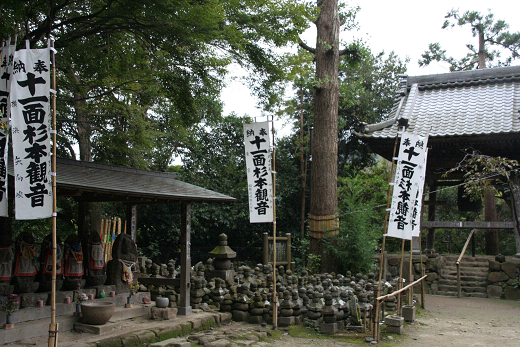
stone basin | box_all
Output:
[81,301,115,325]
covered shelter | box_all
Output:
[356,65,520,257]
[5,157,236,315]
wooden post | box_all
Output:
[178,202,192,315]
[48,38,59,347]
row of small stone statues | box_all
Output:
[0,230,138,296]
[144,260,399,329]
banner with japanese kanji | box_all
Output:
[243,121,274,223]
[10,48,52,220]
[0,45,15,217]
[387,132,429,240]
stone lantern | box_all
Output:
[208,233,236,282]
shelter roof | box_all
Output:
[355,66,520,181]
[10,158,236,204]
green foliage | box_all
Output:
[338,42,407,173]
[443,150,519,201]
[1,0,311,165]
[324,163,389,274]
[419,9,520,70]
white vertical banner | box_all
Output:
[0,45,15,217]
[243,121,274,223]
[10,47,52,220]
[387,132,428,240]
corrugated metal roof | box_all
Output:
[9,158,236,204]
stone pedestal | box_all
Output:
[207,269,235,283]
[402,305,416,322]
[319,322,337,334]
[385,315,404,335]
[278,316,294,327]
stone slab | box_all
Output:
[74,321,122,335]
[384,315,404,327]
[150,337,191,347]
[151,307,178,320]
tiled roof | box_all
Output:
[357,65,520,139]
[356,66,520,179]
[9,158,236,204]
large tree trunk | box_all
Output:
[309,0,340,272]
[71,69,101,235]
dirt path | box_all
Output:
[270,294,520,346]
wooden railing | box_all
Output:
[456,229,476,298]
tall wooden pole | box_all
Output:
[271,116,278,330]
[374,128,402,341]
[48,39,59,347]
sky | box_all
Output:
[221,0,520,121]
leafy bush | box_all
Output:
[324,164,388,274]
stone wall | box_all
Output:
[381,254,520,300]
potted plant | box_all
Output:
[126,281,139,307]
[1,294,20,328]
[74,283,88,316]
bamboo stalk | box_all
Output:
[48,38,59,347]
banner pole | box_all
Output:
[271,116,277,330]
[374,127,402,341]
[48,39,59,347]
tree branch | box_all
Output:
[299,41,315,54]
[339,48,358,57]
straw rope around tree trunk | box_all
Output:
[309,213,339,239]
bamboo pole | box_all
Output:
[409,239,414,305]
[376,275,428,302]
[397,238,406,316]
[104,219,112,262]
[271,116,278,330]
[419,232,426,309]
[373,129,401,341]
[48,38,59,347]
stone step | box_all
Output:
[437,284,487,293]
[0,297,152,344]
[443,263,490,270]
[439,273,488,280]
[441,270,488,278]
[436,290,488,298]
[442,255,494,262]
[438,279,487,287]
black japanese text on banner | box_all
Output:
[0,45,15,217]
[10,48,52,220]
[243,121,274,223]
[387,132,429,240]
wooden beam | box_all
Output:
[421,221,515,229]
[178,202,192,316]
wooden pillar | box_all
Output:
[126,204,137,241]
[78,200,89,239]
[484,191,499,255]
[178,202,192,315]
[425,183,437,255]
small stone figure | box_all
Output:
[63,234,85,291]
[0,233,14,295]
[13,232,39,293]
[37,233,64,292]
[85,230,106,287]
[106,234,138,294]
